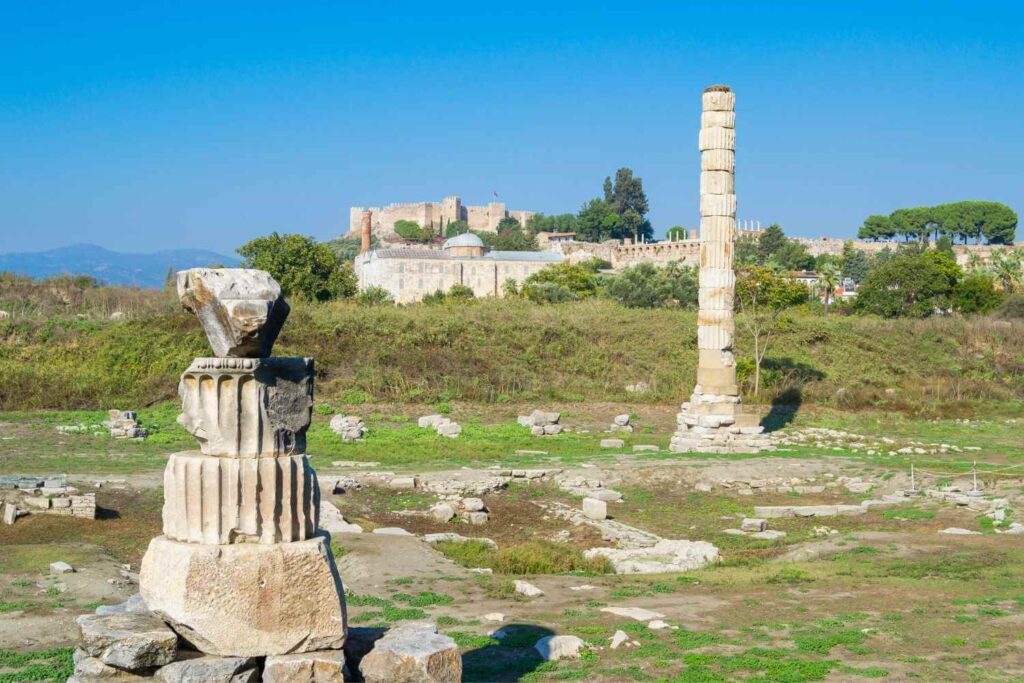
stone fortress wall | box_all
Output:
[350,195,535,241]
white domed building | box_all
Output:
[354,233,563,303]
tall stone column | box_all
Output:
[671,85,772,454]
[140,269,347,657]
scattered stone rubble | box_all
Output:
[329,415,366,442]
[418,414,462,438]
[359,622,461,683]
[103,410,148,440]
[609,414,633,433]
[518,410,563,435]
[0,475,95,524]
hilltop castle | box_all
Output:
[349,195,535,241]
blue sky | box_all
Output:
[2,1,1022,255]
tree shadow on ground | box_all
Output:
[758,357,823,433]
[95,506,121,520]
[462,624,554,682]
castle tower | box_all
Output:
[670,85,772,454]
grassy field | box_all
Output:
[1,297,1022,415]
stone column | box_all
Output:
[360,209,372,255]
[140,269,347,657]
[671,86,771,454]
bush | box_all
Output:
[605,262,698,309]
[237,232,357,301]
[523,263,597,302]
[394,220,430,241]
[524,282,576,304]
[447,284,475,300]
[354,286,394,306]
[997,293,1024,319]
[952,273,1002,314]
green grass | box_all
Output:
[434,539,612,576]
[0,648,74,683]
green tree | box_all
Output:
[327,234,379,260]
[476,218,538,251]
[606,262,699,309]
[940,201,1017,244]
[604,168,653,242]
[525,213,578,235]
[858,215,896,241]
[888,207,930,242]
[817,262,841,316]
[523,263,598,301]
[735,266,809,395]
[839,241,869,284]
[989,249,1023,293]
[237,232,357,301]
[575,198,623,242]
[394,220,430,241]
[666,226,689,241]
[756,224,787,261]
[445,219,470,237]
[854,247,960,317]
[734,233,760,265]
[952,273,1002,314]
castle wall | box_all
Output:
[349,196,536,239]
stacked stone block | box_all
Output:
[671,86,772,454]
[135,268,347,659]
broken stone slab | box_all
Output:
[359,622,461,683]
[740,518,767,532]
[2,503,18,525]
[612,414,630,427]
[587,489,623,502]
[140,535,346,657]
[329,415,366,443]
[939,527,982,536]
[71,651,149,682]
[461,497,486,512]
[514,580,544,597]
[418,415,446,428]
[600,606,664,621]
[177,268,290,358]
[50,561,75,574]
[610,630,629,649]
[462,511,488,525]
[632,445,659,452]
[436,422,462,438]
[319,500,364,534]
[430,503,456,523]
[528,410,561,426]
[388,476,417,490]
[156,654,260,683]
[583,498,607,520]
[77,614,178,672]
[534,635,585,662]
[95,593,150,617]
[600,438,625,448]
[585,539,720,574]
[263,649,347,683]
[750,530,786,540]
[372,527,413,536]
[423,533,497,549]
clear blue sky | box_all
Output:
[2,1,1022,255]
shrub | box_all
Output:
[997,293,1024,319]
[523,263,598,299]
[447,284,475,300]
[354,286,394,306]
[523,281,576,304]
[394,220,430,241]
[237,232,357,301]
[952,273,1002,314]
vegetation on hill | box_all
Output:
[1,275,1021,414]
[857,201,1017,244]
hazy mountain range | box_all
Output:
[0,243,240,289]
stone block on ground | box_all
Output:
[740,518,767,532]
[632,445,659,452]
[77,613,178,672]
[612,414,630,427]
[71,651,149,681]
[329,415,366,443]
[176,268,290,358]
[50,561,75,574]
[96,593,150,617]
[600,438,625,449]
[318,500,364,535]
[534,635,585,662]
[529,410,561,426]
[514,580,544,597]
[461,497,486,512]
[156,654,260,682]
[585,539,720,574]
[583,498,608,520]
[2,503,17,525]
[140,535,346,657]
[359,622,461,683]
[263,650,347,683]
[430,503,456,523]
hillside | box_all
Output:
[0,298,1020,415]
[0,243,239,288]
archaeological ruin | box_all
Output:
[350,195,536,241]
[670,86,772,454]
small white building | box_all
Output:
[354,233,564,303]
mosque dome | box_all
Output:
[442,233,485,250]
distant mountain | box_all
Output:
[0,243,241,289]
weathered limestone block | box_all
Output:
[702,87,735,111]
[698,286,735,311]
[700,171,735,195]
[359,622,461,683]
[71,650,149,681]
[700,216,737,241]
[262,650,347,682]
[701,110,735,128]
[698,127,735,151]
[329,415,366,443]
[156,654,260,682]
[178,357,313,458]
[698,268,736,289]
[139,535,347,657]
[583,498,607,520]
[700,149,735,172]
[699,193,737,217]
[96,593,150,617]
[77,614,178,672]
[699,242,735,271]
[177,268,290,358]
[161,452,319,545]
